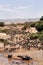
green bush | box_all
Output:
[22,25,27,30]
[22,22,30,30]
[0,22,5,27]
[35,22,43,31]
[0,29,15,35]
[30,22,36,27]
[0,29,12,35]
[10,23,17,27]
[0,39,4,42]
[38,31,43,40]
[17,23,24,25]
[1,29,10,33]
[30,31,43,40]
[30,33,39,39]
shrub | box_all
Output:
[0,29,15,35]
[1,29,10,33]
[22,25,27,30]
[22,22,30,30]
[0,22,5,27]
[30,22,35,27]
[17,23,24,25]
[10,23,17,27]
[30,33,39,39]
[30,31,43,40]
[35,22,43,31]
[0,39,4,42]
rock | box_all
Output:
[0,33,10,40]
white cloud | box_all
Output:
[0,4,33,19]
[0,4,42,19]
[0,4,32,19]
[0,4,32,12]
[0,4,13,12]
[16,6,32,9]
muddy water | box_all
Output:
[9,59,43,65]
[10,60,33,65]
[0,53,10,65]
[0,50,43,65]
[0,53,33,65]
[10,60,43,65]
[10,50,43,65]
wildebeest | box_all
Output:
[17,55,32,60]
[8,54,12,58]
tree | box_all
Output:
[40,16,43,21]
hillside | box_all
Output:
[0,20,43,65]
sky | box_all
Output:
[0,0,43,19]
